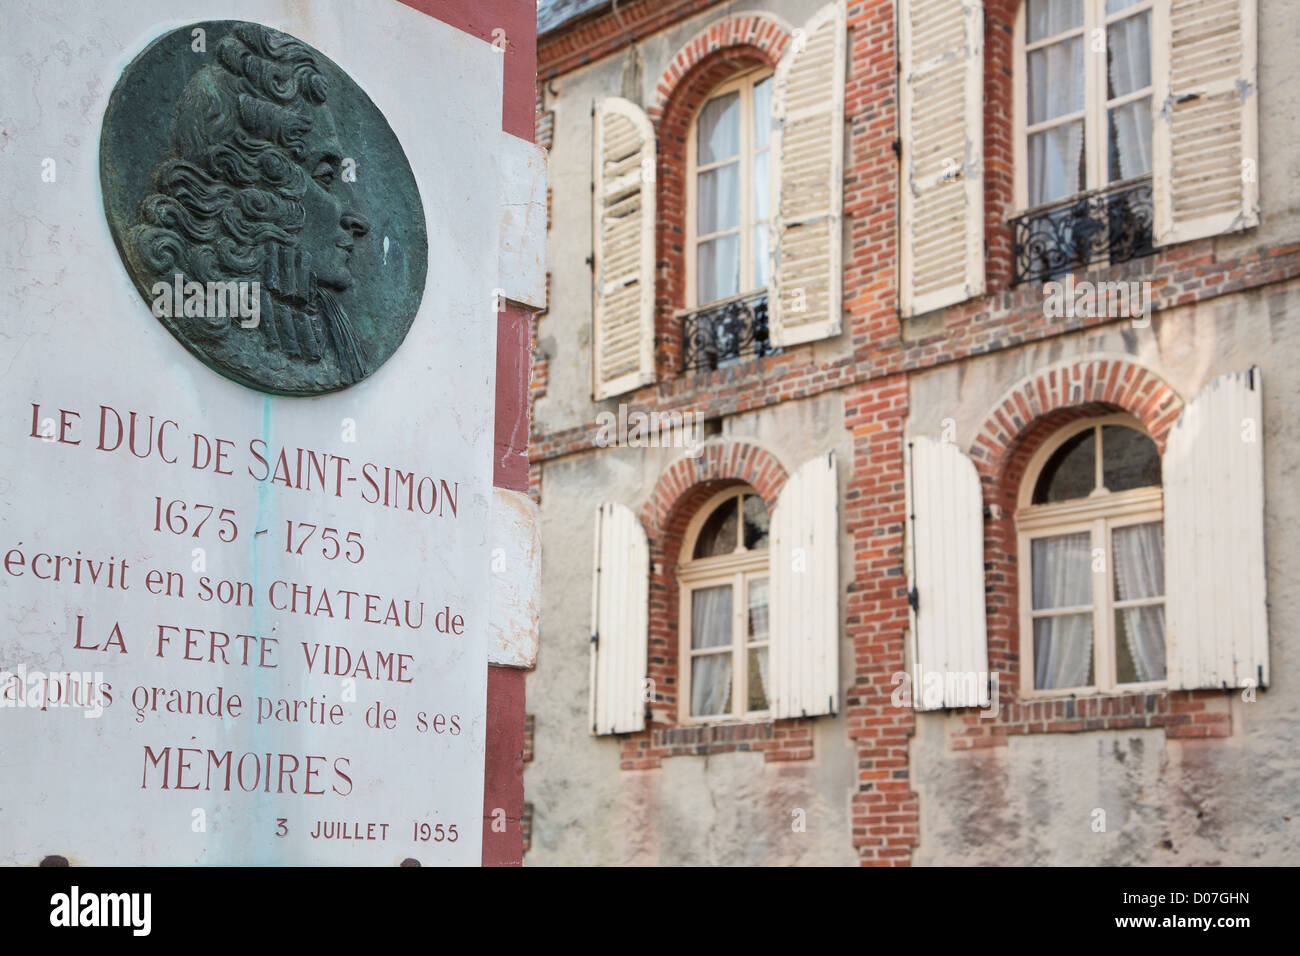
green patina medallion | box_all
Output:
[101,21,428,396]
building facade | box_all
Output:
[524,0,1300,865]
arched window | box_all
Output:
[1016,0,1153,209]
[687,68,774,307]
[1016,414,1165,695]
[678,487,771,721]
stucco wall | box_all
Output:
[907,283,1300,865]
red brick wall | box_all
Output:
[843,376,917,865]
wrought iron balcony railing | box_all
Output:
[1011,178,1155,286]
[680,291,775,374]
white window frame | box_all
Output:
[1012,0,1156,213]
[677,487,772,724]
[1015,414,1167,698]
[685,67,774,309]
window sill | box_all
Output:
[944,688,1233,748]
[622,718,815,764]
[1018,682,1167,702]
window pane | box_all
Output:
[697,235,740,304]
[691,585,733,650]
[753,223,770,289]
[1028,122,1085,206]
[1108,97,1152,181]
[1113,522,1164,601]
[1033,613,1094,689]
[1027,0,1082,43]
[742,494,770,550]
[1102,425,1161,492]
[753,148,770,220]
[1031,532,1094,609]
[747,646,770,711]
[1028,37,1085,124]
[693,499,739,559]
[748,577,770,641]
[698,162,740,235]
[1032,428,1096,503]
[753,76,773,150]
[1106,0,1143,15]
[698,91,740,165]
[1107,11,1151,99]
[1115,605,1166,683]
[691,653,733,716]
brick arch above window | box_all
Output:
[648,13,792,121]
[642,439,789,534]
[648,14,792,375]
[968,356,1185,486]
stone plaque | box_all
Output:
[0,2,528,865]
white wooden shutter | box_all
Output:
[898,0,985,317]
[1165,368,1268,690]
[905,436,989,709]
[769,452,840,718]
[589,502,650,734]
[1153,0,1259,246]
[769,2,846,347]
[592,98,656,400]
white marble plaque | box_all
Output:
[0,1,515,865]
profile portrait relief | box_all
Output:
[100,21,428,396]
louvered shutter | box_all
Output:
[898,0,985,317]
[769,2,846,347]
[1153,0,1259,246]
[905,437,989,709]
[1165,369,1268,690]
[592,98,656,400]
[769,453,840,718]
[589,502,650,734]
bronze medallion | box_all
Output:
[100,21,428,395]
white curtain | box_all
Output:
[1027,0,1082,41]
[690,585,733,715]
[1032,533,1094,689]
[1028,35,1085,205]
[1107,11,1152,181]
[1113,523,1166,682]
[749,578,770,710]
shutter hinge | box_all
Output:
[891,138,902,160]
[585,255,594,269]
[908,587,920,613]
[590,632,599,648]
